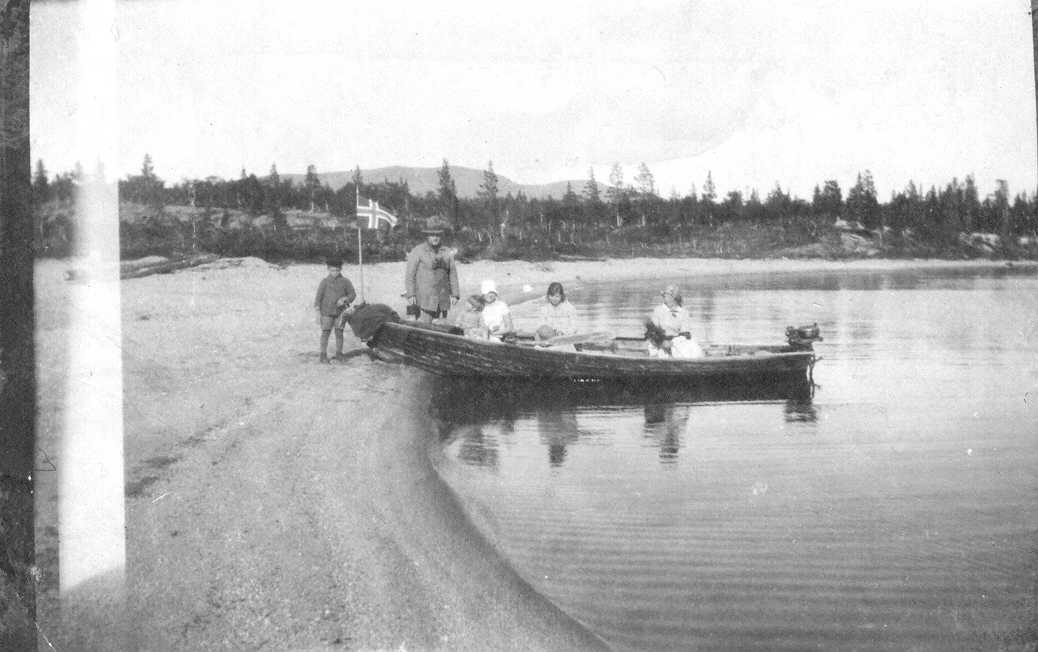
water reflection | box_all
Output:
[784,396,817,422]
[641,403,685,463]
[432,377,813,468]
[432,376,813,420]
[537,409,579,467]
[454,424,499,469]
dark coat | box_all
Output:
[404,242,459,312]
[345,303,400,340]
[314,275,357,316]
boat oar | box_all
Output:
[537,331,615,347]
[508,330,614,348]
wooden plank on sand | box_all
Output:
[119,253,218,279]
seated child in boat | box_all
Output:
[479,279,514,338]
[455,294,489,339]
[646,284,704,359]
[535,281,577,341]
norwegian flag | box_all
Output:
[356,196,399,229]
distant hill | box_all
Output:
[283,166,600,201]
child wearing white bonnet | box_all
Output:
[479,279,513,336]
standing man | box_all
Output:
[404,215,460,322]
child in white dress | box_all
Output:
[647,284,704,358]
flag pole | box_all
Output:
[356,182,365,303]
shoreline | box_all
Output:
[118,365,607,650]
[33,255,1035,648]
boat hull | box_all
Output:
[371,322,816,383]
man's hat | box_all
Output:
[421,215,451,235]
[325,256,343,268]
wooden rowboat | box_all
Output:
[370,321,820,384]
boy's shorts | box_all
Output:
[320,315,344,331]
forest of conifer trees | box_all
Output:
[30,155,1038,262]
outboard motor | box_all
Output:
[786,323,823,350]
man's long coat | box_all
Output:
[404,242,460,313]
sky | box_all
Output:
[30,0,1038,199]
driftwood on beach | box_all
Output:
[119,253,219,279]
[64,253,220,281]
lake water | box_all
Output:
[431,267,1038,651]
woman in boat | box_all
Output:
[455,294,489,339]
[535,281,577,341]
[478,279,514,337]
[647,284,704,358]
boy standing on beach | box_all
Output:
[313,256,356,363]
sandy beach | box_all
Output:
[32,254,1033,650]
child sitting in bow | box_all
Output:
[478,279,513,338]
[455,294,489,339]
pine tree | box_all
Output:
[722,190,744,222]
[846,171,879,230]
[479,160,499,201]
[992,179,1010,239]
[478,160,500,240]
[1008,193,1033,238]
[562,181,580,227]
[438,159,458,226]
[50,169,76,202]
[633,163,655,226]
[702,171,716,204]
[745,188,763,221]
[305,164,320,212]
[813,180,843,218]
[236,168,246,208]
[963,175,980,232]
[32,159,49,204]
[607,163,624,227]
[583,167,601,203]
[132,153,164,206]
[634,162,656,197]
[700,171,716,225]
[267,163,285,229]
[583,167,603,228]
[764,183,792,219]
[902,181,923,233]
